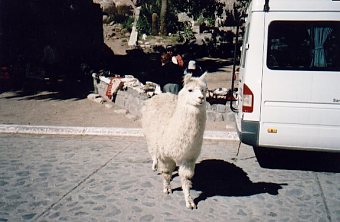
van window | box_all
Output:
[267,21,340,71]
[240,23,250,68]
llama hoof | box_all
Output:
[186,201,197,209]
[152,159,158,171]
[163,186,172,194]
[185,197,197,209]
[152,163,158,171]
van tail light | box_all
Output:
[242,84,254,113]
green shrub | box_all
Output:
[177,23,194,43]
[122,16,134,32]
[137,14,152,35]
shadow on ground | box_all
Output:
[1,78,94,101]
[253,148,340,173]
[191,159,285,205]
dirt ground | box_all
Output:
[0,90,229,131]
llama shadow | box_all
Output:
[191,159,285,205]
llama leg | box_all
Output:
[151,155,158,171]
[147,144,158,171]
[162,172,172,194]
[159,159,176,194]
[179,164,196,209]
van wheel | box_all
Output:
[253,146,277,168]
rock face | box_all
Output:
[114,87,231,122]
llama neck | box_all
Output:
[171,101,206,134]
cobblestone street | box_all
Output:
[0,134,339,221]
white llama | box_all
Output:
[141,73,207,209]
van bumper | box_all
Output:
[237,120,259,147]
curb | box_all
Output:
[0,124,239,141]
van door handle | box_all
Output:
[245,43,249,50]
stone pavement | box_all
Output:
[0,134,339,222]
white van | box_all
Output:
[235,0,340,159]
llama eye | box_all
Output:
[188,89,193,92]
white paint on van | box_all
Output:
[236,0,340,152]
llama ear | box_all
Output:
[199,71,208,81]
[183,74,192,85]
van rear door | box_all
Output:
[259,14,340,151]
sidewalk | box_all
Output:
[0,90,238,140]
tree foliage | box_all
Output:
[171,0,224,20]
[136,0,250,35]
[225,0,251,26]
[233,0,251,19]
[137,0,225,35]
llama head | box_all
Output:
[179,72,208,107]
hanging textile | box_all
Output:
[308,26,333,68]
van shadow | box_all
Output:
[190,159,285,205]
[254,148,340,173]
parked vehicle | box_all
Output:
[235,0,340,165]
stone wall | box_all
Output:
[113,87,232,122]
[114,87,148,119]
